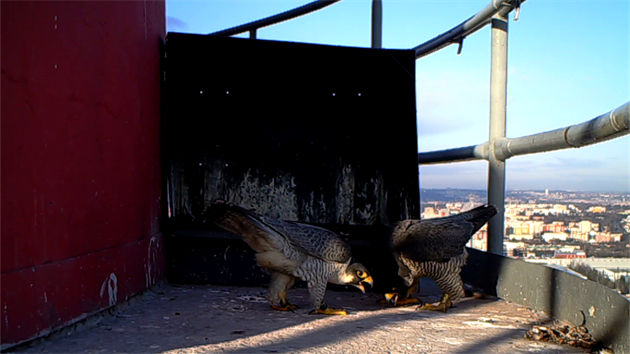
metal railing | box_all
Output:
[413,0,522,58]
[419,102,630,164]
[209,0,385,48]
[412,0,629,255]
[209,0,342,39]
[209,0,629,255]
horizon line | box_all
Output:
[420,188,630,194]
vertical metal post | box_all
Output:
[371,0,382,48]
[249,29,257,39]
[487,13,508,255]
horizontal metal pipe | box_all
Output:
[418,143,488,165]
[413,0,525,59]
[417,101,629,165]
[496,101,630,160]
[209,0,342,37]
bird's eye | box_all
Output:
[357,271,365,277]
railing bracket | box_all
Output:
[457,37,465,55]
[513,0,522,21]
[503,0,522,21]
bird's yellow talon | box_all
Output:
[309,308,348,316]
[416,295,451,312]
[416,303,448,312]
[270,301,299,312]
[395,297,421,306]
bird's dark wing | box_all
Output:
[203,200,351,263]
[391,204,497,263]
[261,218,352,263]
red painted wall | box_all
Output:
[1,1,166,347]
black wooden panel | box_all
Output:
[164,33,419,226]
[163,33,419,289]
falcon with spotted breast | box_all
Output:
[385,204,497,312]
[203,200,373,315]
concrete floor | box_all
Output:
[13,283,589,354]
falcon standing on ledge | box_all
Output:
[203,200,373,316]
[385,204,497,312]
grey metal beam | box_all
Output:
[495,101,630,160]
[209,0,342,37]
[413,0,525,59]
[371,0,383,49]
[487,13,509,256]
[417,101,630,165]
[417,144,488,164]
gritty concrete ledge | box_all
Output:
[10,283,589,354]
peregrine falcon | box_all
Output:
[385,204,497,312]
[203,200,373,315]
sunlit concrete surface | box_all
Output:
[13,284,589,354]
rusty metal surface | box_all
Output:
[13,283,588,354]
[1,1,166,347]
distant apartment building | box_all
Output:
[553,204,569,214]
[558,245,582,253]
[524,220,544,235]
[505,221,529,235]
[595,232,623,243]
[552,249,587,259]
[600,268,630,282]
[527,258,630,283]
[467,228,489,251]
[543,221,565,233]
[523,246,557,259]
[509,234,534,241]
[579,220,599,233]
[445,202,464,210]
[504,241,526,255]
[568,226,587,242]
[542,232,568,242]
[564,220,603,242]
[422,207,438,219]
[505,218,532,240]
[512,243,587,260]
[587,206,607,213]
[511,215,530,221]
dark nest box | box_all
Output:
[163,33,420,292]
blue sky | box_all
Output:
[166,0,629,193]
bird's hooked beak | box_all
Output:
[354,276,374,294]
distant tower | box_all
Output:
[545,189,550,196]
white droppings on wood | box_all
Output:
[224,169,299,220]
[335,162,354,224]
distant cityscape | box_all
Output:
[420,188,630,296]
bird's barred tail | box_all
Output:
[459,204,498,236]
[201,200,270,239]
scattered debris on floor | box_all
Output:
[525,320,599,350]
